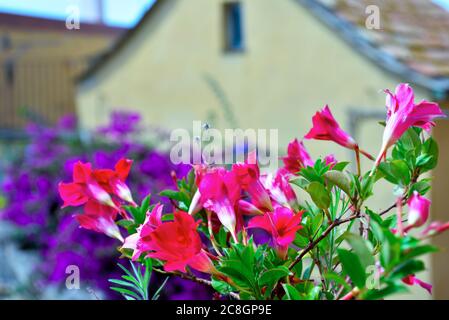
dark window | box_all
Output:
[223,2,244,52]
[1,34,12,51]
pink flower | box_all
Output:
[421,221,449,236]
[133,210,216,274]
[75,199,123,241]
[58,161,117,209]
[188,165,222,215]
[282,139,314,174]
[402,275,432,294]
[248,207,303,258]
[122,203,164,260]
[92,158,136,205]
[305,105,373,159]
[404,191,431,232]
[190,168,241,241]
[374,84,446,167]
[58,159,136,209]
[237,200,264,216]
[261,168,298,210]
[58,159,138,240]
[232,151,273,211]
[324,154,337,169]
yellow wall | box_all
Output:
[77,0,436,299]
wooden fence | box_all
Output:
[0,58,88,131]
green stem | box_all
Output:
[355,147,362,177]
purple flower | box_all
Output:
[1,112,208,300]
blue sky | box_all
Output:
[435,0,449,10]
[0,0,448,28]
[0,0,156,27]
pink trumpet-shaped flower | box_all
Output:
[305,105,373,160]
[282,139,314,174]
[261,168,298,210]
[402,275,432,294]
[324,154,337,169]
[75,199,123,242]
[421,221,449,237]
[374,83,446,167]
[237,199,264,216]
[191,168,241,241]
[122,203,164,260]
[58,161,117,209]
[248,207,303,258]
[188,165,222,215]
[404,191,431,232]
[138,210,216,274]
[92,158,136,205]
[232,151,273,211]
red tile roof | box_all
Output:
[315,0,449,79]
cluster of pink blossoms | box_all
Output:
[58,159,136,241]
[58,83,449,298]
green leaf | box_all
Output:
[152,277,169,300]
[293,233,309,248]
[307,182,331,210]
[363,283,408,300]
[420,137,438,172]
[290,178,309,190]
[303,263,315,280]
[299,166,325,184]
[379,228,401,270]
[217,226,228,248]
[259,266,290,286]
[109,279,139,289]
[323,170,352,197]
[341,233,375,270]
[125,206,145,225]
[307,286,321,300]
[159,189,189,203]
[389,260,425,281]
[402,244,438,261]
[358,174,374,200]
[399,128,421,155]
[161,213,174,222]
[291,259,303,279]
[332,162,350,172]
[409,180,431,196]
[212,278,234,295]
[116,219,136,229]
[416,154,433,167]
[378,160,411,186]
[187,168,196,189]
[218,240,262,298]
[282,284,302,300]
[140,195,151,215]
[324,271,351,291]
[110,287,141,300]
[109,261,155,300]
[337,248,367,288]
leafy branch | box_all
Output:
[109,260,168,300]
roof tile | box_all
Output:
[320,0,449,79]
